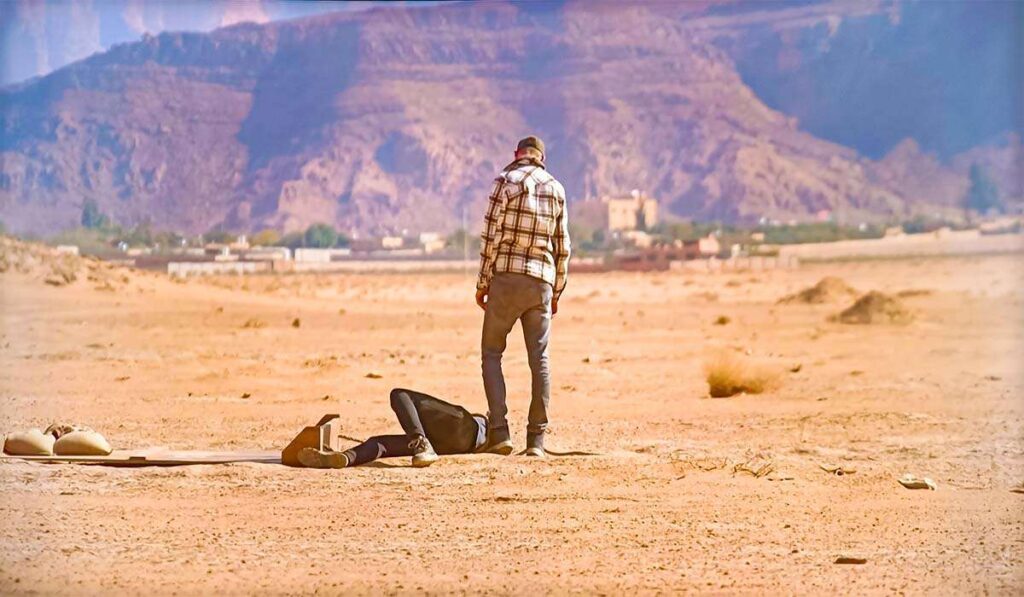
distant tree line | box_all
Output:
[445,228,481,255]
[246,224,350,249]
[756,222,884,245]
[964,163,1002,215]
[208,224,350,249]
[72,200,184,252]
[60,201,354,254]
[34,181,1012,258]
[81,199,111,230]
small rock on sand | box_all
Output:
[898,474,936,490]
[820,464,856,476]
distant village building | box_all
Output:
[243,247,292,261]
[349,238,382,252]
[604,190,658,232]
[622,230,654,248]
[294,248,351,262]
[381,236,404,249]
[423,239,446,254]
[682,234,721,258]
[612,233,721,272]
[979,217,1022,235]
[295,248,331,263]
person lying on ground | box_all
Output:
[297,388,496,469]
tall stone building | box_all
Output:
[605,190,659,231]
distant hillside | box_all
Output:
[717,0,1021,159]
[0,0,1019,236]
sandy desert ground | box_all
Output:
[1,241,1022,594]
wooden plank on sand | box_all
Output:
[0,449,282,467]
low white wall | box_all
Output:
[294,248,351,262]
[243,248,291,261]
[289,260,474,273]
[776,230,1023,260]
[167,261,271,277]
[670,256,799,272]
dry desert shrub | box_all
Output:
[834,291,913,324]
[0,237,32,274]
[2,236,134,291]
[704,351,781,398]
[778,276,858,304]
[896,288,933,298]
[45,256,79,286]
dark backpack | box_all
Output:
[416,394,480,455]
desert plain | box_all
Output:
[1,241,1022,594]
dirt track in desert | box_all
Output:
[1,246,1022,594]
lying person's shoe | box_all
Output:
[525,433,545,458]
[298,447,349,469]
[409,436,439,468]
[482,427,514,455]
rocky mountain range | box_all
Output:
[0,0,365,86]
[0,0,1019,237]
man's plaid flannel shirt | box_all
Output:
[477,158,571,299]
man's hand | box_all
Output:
[552,298,559,316]
[475,287,488,311]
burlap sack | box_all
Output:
[4,428,56,455]
[44,423,92,439]
[53,430,112,456]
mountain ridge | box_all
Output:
[0,0,1018,236]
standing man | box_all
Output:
[475,135,571,458]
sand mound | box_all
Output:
[704,352,781,398]
[835,291,913,324]
[0,236,132,290]
[778,277,858,304]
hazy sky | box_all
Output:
[0,1,435,86]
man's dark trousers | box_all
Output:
[481,272,552,438]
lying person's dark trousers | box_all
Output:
[343,388,483,466]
